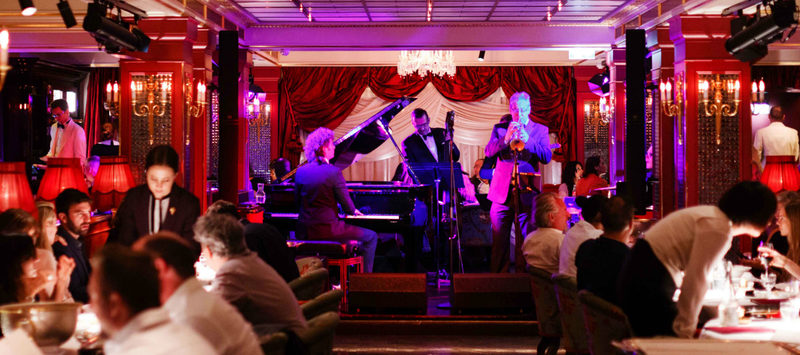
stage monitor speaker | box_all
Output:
[451,273,533,314]
[348,273,427,314]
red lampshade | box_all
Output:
[0,162,36,216]
[37,157,89,203]
[92,156,135,212]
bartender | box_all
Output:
[754,106,800,192]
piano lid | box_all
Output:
[330,96,416,170]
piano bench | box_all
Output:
[287,240,363,311]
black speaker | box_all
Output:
[348,273,427,314]
[451,273,533,314]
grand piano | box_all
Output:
[263,97,431,236]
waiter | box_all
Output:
[485,92,552,273]
[295,127,377,272]
[401,108,460,164]
[754,106,800,192]
[42,99,87,169]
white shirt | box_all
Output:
[754,121,800,163]
[644,206,732,338]
[559,220,603,277]
[163,278,262,355]
[522,227,564,275]
[418,133,438,162]
[103,308,217,355]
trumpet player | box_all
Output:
[485,91,552,272]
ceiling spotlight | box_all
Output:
[57,0,77,28]
[19,0,36,16]
[478,50,485,61]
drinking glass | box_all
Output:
[761,273,777,296]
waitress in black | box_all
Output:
[108,145,201,252]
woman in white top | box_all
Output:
[617,181,776,338]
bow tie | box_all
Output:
[421,132,433,138]
[57,123,66,129]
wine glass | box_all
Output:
[760,242,775,273]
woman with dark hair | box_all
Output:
[558,161,583,198]
[0,234,47,305]
[618,181,776,338]
[575,156,609,196]
[109,145,201,251]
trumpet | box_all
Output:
[509,122,525,152]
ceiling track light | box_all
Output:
[19,0,37,16]
[58,0,77,28]
[544,0,567,21]
[478,50,485,61]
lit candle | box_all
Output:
[584,103,590,116]
[113,82,119,103]
[106,82,112,103]
[130,81,136,100]
[599,97,606,113]
[759,79,765,103]
[0,30,8,69]
[659,81,665,100]
[265,104,271,114]
[734,80,740,99]
[702,81,708,101]
[666,81,672,103]
[752,81,758,102]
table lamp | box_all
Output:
[92,156,135,212]
[37,157,88,203]
[0,162,36,216]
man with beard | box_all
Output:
[53,188,93,302]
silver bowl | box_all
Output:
[0,302,81,347]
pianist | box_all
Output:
[294,127,377,272]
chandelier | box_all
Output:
[397,50,456,78]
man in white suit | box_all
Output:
[42,99,87,169]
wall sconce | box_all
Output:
[584,97,609,142]
[699,74,740,145]
[247,93,269,143]
[751,78,770,115]
[184,78,207,145]
[104,80,120,119]
[0,29,10,92]
[659,73,684,145]
[131,74,170,144]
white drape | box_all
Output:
[332,82,511,181]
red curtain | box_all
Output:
[85,68,119,156]
[277,66,577,163]
[751,66,800,93]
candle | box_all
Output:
[584,103,590,116]
[752,82,758,102]
[734,80,740,99]
[659,81,665,100]
[113,82,119,103]
[702,81,708,101]
[666,81,672,103]
[759,79,765,103]
[106,82,112,103]
[130,81,136,100]
[0,30,8,69]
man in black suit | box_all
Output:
[402,108,460,164]
[295,127,377,272]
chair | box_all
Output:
[259,331,288,355]
[301,289,344,320]
[298,311,340,355]
[528,266,562,355]
[552,274,589,355]
[577,289,633,355]
[290,268,330,301]
[292,240,363,309]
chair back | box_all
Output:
[259,331,288,355]
[290,268,330,301]
[528,266,562,337]
[552,274,589,353]
[298,311,340,355]
[302,289,344,320]
[577,289,633,355]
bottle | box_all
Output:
[255,183,266,204]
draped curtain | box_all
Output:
[85,68,119,155]
[278,66,576,172]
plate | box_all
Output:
[751,297,789,305]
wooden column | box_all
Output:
[119,18,198,190]
[647,26,676,217]
[670,15,752,207]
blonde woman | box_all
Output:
[37,202,75,301]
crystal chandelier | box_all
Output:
[397,50,456,78]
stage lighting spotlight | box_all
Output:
[58,0,77,28]
[83,2,150,53]
[19,0,36,16]
[478,50,485,61]
[725,0,798,62]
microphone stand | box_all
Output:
[510,125,526,273]
[446,112,464,278]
